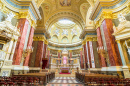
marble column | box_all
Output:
[43,44,47,58]
[69,50,72,58]
[92,41,101,68]
[117,40,130,78]
[46,48,50,68]
[86,41,92,68]
[83,43,87,69]
[89,41,95,68]
[24,27,34,66]
[29,41,38,67]
[58,50,61,64]
[9,40,17,60]
[96,27,106,67]
[80,49,84,69]
[13,18,29,65]
[34,41,44,67]
[102,19,122,66]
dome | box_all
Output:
[48,19,82,45]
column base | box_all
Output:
[0,60,13,76]
[101,66,123,71]
[122,66,130,78]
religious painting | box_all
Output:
[60,0,71,6]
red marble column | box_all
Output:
[86,41,92,68]
[97,27,107,67]
[13,18,29,65]
[69,51,72,58]
[24,27,34,66]
[89,41,95,68]
[58,50,61,63]
[102,19,122,66]
[80,50,84,69]
[34,41,44,67]
[83,44,87,64]
[46,49,50,68]
[43,44,47,58]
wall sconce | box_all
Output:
[97,46,110,66]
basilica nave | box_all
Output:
[0,0,130,86]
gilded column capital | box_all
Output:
[82,40,86,45]
[58,50,61,52]
[86,37,93,41]
[33,36,46,41]
[80,48,83,51]
[116,40,121,44]
[47,48,50,51]
[44,40,48,45]
[69,50,72,52]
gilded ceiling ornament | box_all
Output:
[54,28,60,36]
[62,29,68,35]
[60,0,71,6]
[71,28,77,35]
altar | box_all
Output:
[60,67,70,73]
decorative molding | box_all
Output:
[45,11,85,31]
[1,0,41,22]
[80,29,96,39]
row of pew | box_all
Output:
[0,72,55,86]
[76,72,130,86]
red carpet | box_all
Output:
[59,73,71,74]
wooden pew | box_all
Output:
[13,72,55,85]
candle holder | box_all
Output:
[21,46,33,63]
[97,46,110,66]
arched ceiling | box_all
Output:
[35,0,90,30]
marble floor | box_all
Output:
[46,77,83,86]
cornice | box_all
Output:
[48,40,82,48]
[45,11,85,31]
[79,29,96,39]
[90,0,128,20]
[35,27,51,39]
[1,0,41,21]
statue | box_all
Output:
[118,13,126,23]
[6,12,15,22]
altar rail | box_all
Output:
[75,72,130,86]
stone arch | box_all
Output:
[61,36,69,43]
[45,12,85,30]
[72,35,79,43]
[51,35,58,43]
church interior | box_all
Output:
[0,0,130,86]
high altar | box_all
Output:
[50,49,80,74]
